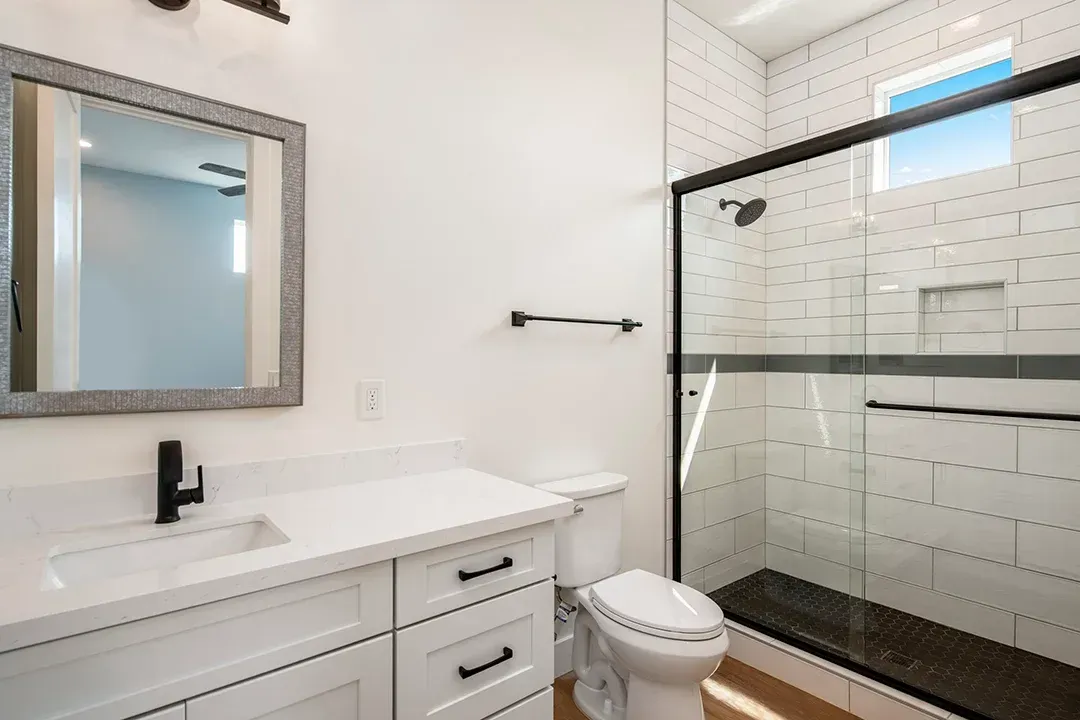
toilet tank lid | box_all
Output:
[535,473,628,500]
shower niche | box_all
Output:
[917,281,1008,354]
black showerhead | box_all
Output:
[719,197,768,227]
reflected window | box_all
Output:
[872,39,1013,191]
[233,219,247,274]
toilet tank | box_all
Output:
[535,473,628,588]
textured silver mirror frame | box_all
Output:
[0,45,305,417]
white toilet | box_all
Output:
[536,473,729,720]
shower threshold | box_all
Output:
[710,569,1080,720]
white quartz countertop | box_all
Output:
[0,468,574,653]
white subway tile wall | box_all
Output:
[667,1,769,583]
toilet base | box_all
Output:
[574,674,707,720]
[626,675,704,720]
[573,680,627,720]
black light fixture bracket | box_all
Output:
[221,0,290,23]
[147,0,290,24]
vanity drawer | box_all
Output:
[394,580,554,720]
[0,563,392,720]
[395,522,554,625]
[485,688,554,720]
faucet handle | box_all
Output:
[174,465,206,508]
[192,465,205,505]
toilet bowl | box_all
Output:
[536,474,729,720]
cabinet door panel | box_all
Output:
[485,688,553,719]
[186,635,391,720]
[132,706,185,720]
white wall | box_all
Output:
[0,1,666,572]
[665,1,769,588]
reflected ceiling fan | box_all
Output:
[199,162,247,197]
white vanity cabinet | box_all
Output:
[186,635,392,720]
[1,521,556,720]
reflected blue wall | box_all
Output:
[79,166,246,390]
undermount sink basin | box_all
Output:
[42,516,289,590]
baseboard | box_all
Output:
[726,621,975,720]
[555,632,574,678]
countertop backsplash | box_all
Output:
[0,439,466,540]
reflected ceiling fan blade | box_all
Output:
[218,184,247,197]
[199,162,246,180]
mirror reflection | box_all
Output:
[9,82,283,392]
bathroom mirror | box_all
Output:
[0,46,305,417]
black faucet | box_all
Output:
[156,440,205,524]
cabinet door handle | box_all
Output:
[458,556,513,582]
[458,647,514,679]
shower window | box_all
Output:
[871,39,1013,191]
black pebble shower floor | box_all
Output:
[709,569,1080,720]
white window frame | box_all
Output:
[871,38,1013,193]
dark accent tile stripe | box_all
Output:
[667,354,766,374]
[670,354,1080,380]
[1018,355,1080,380]
[767,354,864,374]
[866,354,1019,378]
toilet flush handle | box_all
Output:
[573,504,584,514]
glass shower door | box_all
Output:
[672,176,768,594]
[674,148,870,668]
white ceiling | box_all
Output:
[80,106,247,188]
[678,0,909,61]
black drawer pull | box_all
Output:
[458,556,513,582]
[458,647,513,679]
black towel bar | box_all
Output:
[511,311,642,332]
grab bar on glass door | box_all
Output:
[866,400,1080,423]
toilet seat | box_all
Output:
[588,569,726,641]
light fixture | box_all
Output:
[79,139,93,149]
[148,0,191,9]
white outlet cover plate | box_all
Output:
[358,379,386,420]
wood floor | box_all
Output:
[553,658,858,720]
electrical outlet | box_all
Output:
[359,380,386,420]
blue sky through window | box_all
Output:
[888,58,1012,189]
